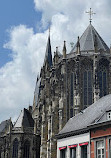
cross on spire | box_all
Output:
[86,8,96,24]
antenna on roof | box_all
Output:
[86,8,96,24]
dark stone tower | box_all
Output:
[32,23,111,158]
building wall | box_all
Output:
[91,126,111,158]
[57,132,90,158]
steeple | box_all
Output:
[44,32,52,67]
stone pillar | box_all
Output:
[93,53,100,102]
[74,58,80,114]
[58,97,63,131]
[47,104,52,158]
[19,135,24,158]
[109,56,111,94]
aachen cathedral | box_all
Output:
[0,8,111,158]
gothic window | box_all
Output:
[70,72,76,118]
[12,138,18,158]
[70,108,73,118]
[98,67,107,98]
[23,140,30,158]
[70,73,74,107]
[83,70,92,106]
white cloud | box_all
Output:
[0,0,111,122]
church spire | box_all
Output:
[44,30,52,67]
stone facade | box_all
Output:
[0,109,40,158]
[0,23,111,158]
[32,24,111,158]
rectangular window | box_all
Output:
[59,147,66,158]
[109,139,111,158]
[70,147,76,158]
[97,141,104,158]
[81,145,87,158]
[60,149,66,158]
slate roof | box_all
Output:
[0,119,10,134]
[58,94,111,137]
[44,35,52,67]
[70,24,110,54]
[14,108,34,128]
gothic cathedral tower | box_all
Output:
[32,21,111,158]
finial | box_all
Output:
[76,36,80,55]
[63,41,67,58]
[56,47,58,52]
[77,36,80,47]
[86,8,96,24]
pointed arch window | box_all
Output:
[83,70,93,106]
[12,138,18,158]
[70,73,74,107]
[98,68,107,98]
[23,140,30,158]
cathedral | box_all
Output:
[32,22,111,158]
[0,13,111,158]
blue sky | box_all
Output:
[0,0,41,67]
[0,0,111,122]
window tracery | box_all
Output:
[12,138,18,158]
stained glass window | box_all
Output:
[12,138,18,158]
[23,140,30,158]
[83,70,92,106]
[70,73,74,106]
[70,109,73,118]
[98,67,107,98]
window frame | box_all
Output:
[94,138,106,158]
[69,146,77,158]
[60,148,66,158]
[80,144,88,158]
[23,140,30,158]
[12,138,19,158]
[83,69,93,107]
[108,137,111,158]
[98,65,108,98]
